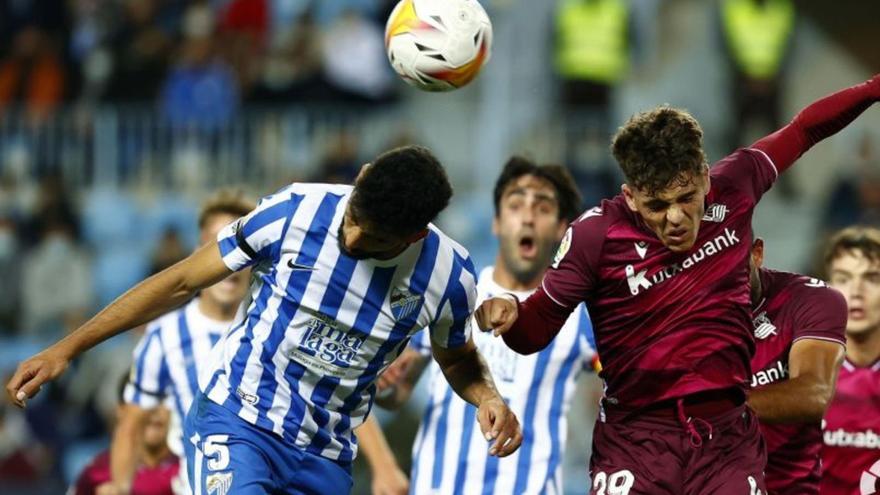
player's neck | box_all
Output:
[845,326,880,367]
[492,256,542,292]
[198,296,238,322]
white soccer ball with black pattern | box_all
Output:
[384,0,492,92]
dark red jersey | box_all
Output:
[820,359,880,495]
[539,148,776,408]
[750,268,847,495]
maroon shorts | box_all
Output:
[589,393,767,495]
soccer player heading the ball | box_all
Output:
[475,75,880,494]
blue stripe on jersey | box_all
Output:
[510,338,558,493]
[431,387,455,490]
[452,405,477,494]
[131,331,167,403]
[178,311,199,410]
[242,200,293,260]
[439,252,472,348]
[544,336,583,491]
[410,382,439,493]
[334,231,442,464]
[305,263,393,456]
[248,193,342,431]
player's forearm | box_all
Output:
[357,417,401,473]
[109,406,147,492]
[502,288,570,355]
[437,347,500,407]
[374,383,413,410]
[747,375,835,424]
[753,74,880,173]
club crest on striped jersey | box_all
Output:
[390,287,422,320]
[206,472,232,495]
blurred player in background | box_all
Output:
[367,157,597,494]
[476,75,880,494]
[97,190,255,495]
[71,377,179,495]
[8,145,522,494]
[747,237,846,495]
[821,226,880,495]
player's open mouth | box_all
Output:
[849,308,865,320]
[518,236,537,258]
[666,229,688,243]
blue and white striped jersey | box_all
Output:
[410,266,596,495]
[203,183,477,463]
[124,298,230,456]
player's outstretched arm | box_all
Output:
[357,416,410,495]
[752,74,880,174]
[374,348,431,410]
[747,339,845,424]
[6,241,233,408]
[432,337,522,457]
[474,289,572,355]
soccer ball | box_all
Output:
[384,0,493,92]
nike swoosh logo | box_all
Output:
[287,259,316,271]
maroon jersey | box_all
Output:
[72,451,179,495]
[542,148,776,408]
[750,268,847,495]
[820,359,880,495]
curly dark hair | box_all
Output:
[493,156,583,222]
[611,106,708,195]
[350,145,452,237]
[823,225,880,277]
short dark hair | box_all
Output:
[199,189,257,228]
[823,226,880,276]
[493,156,582,222]
[611,106,707,195]
[350,145,452,237]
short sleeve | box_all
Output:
[710,148,778,205]
[429,254,477,349]
[790,280,848,346]
[216,189,298,271]
[123,327,171,409]
[541,206,607,309]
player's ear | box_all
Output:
[622,184,639,212]
[752,237,765,269]
[492,214,500,236]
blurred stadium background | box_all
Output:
[0,0,877,493]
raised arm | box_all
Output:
[752,74,880,173]
[6,241,232,407]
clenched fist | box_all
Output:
[474,294,518,337]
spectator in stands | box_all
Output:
[320,9,396,103]
[720,0,795,152]
[0,392,54,490]
[103,0,173,102]
[312,130,361,184]
[0,26,67,122]
[148,227,187,275]
[160,3,239,130]
[823,134,880,231]
[0,215,21,334]
[21,213,93,337]
[253,7,324,102]
[217,0,268,98]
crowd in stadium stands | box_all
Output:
[0,0,400,126]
